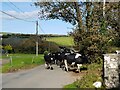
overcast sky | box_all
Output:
[0,1,74,35]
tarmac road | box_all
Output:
[2,65,78,88]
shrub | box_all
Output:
[4,44,12,53]
[2,36,60,54]
[44,50,49,56]
[20,37,60,54]
[71,29,119,63]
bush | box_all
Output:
[44,50,49,55]
[2,36,60,54]
[4,44,12,53]
[72,29,119,63]
[39,41,60,53]
[20,37,60,54]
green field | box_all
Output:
[46,36,75,47]
[1,54,44,73]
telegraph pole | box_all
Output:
[36,20,38,56]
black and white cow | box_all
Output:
[54,51,66,68]
[43,47,70,70]
[64,52,88,72]
[54,47,72,67]
[57,48,88,72]
[44,53,55,70]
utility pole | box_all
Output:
[36,20,38,56]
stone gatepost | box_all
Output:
[103,53,120,89]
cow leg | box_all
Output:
[55,60,57,64]
[45,62,50,69]
[60,61,65,69]
[60,61,63,68]
[64,60,68,72]
[77,64,82,72]
[55,59,59,65]
[45,63,47,68]
[71,62,75,68]
[56,60,60,66]
[49,63,53,70]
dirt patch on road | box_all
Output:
[65,68,88,80]
[69,70,88,80]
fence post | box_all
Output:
[32,56,34,63]
[10,56,12,66]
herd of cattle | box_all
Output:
[44,46,88,72]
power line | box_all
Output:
[38,24,45,34]
[8,0,25,13]
[8,0,36,19]
[0,10,35,23]
[4,2,37,20]
[4,2,19,12]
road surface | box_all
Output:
[2,65,80,88]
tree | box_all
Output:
[35,1,119,34]
[105,2,120,47]
[34,1,83,31]
[20,37,60,54]
[4,44,12,53]
[35,1,120,63]
[85,2,92,32]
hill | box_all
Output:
[46,36,74,47]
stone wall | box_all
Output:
[103,52,120,89]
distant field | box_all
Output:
[46,36,75,47]
[1,54,44,73]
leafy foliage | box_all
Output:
[4,44,12,53]
[19,37,60,54]
[2,36,60,54]
[72,28,119,63]
[71,2,119,63]
[34,2,83,30]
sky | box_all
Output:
[0,1,74,35]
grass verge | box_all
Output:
[63,63,105,89]
[1,54,44,73]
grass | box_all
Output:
[63,83,77,88]
[63,63,105,89]
[1,54,44,73]
[46,36,75,47]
